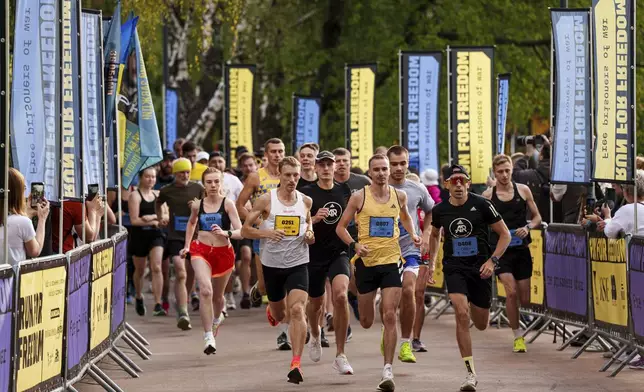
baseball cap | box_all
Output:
[316,150,335,162]
[445,164,470,180]
[196,151,210,162]
[163,149,176,160]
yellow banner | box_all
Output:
[16,266,66,392]
[427,240,444,289]
[452,49,493,184]
[347,66,375,171]
[589,236,628,326]
[227,67,255,168]
[529,229,545,305]
[90,246,114,349]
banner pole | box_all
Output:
[77,0,86,243]
[59,0,65,254]
[291,93,296,154]
[398,50,403,148]
[446,47,452,165]
[632,0,637,234]
[97,10,108,239]
[549,15,554,225]
[2,0,9,263]
[162,25,168,149]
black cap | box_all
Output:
[209,151,224,159]
[316,150,335,162]
[445,164,470,180]
[235,146,249,156]
[163,149,176,160]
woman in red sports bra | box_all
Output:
[180,167,243,355]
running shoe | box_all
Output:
[380,326,385,356]
[306,330,310,344]
[398,341,416,363]
[326,313,334,332]
[135,298,146,316]
[513,337,527,353]
[240,293,251,309]
[233,276,242,294]
[320,328,330,348]
[177,312,192,331]
[629,355,644,370]
[213,312,225,337]
[346,325,353,342]
[262,295,269,305]
[287,362,303,384]
[126,294,134,305]
[152,303,167,316]
[332,354,354,375]
[277,332,291,351]
[460,373,478,391]
[204,335,216,355]
[249,283,262,308]
[308,335,322,362]
[162,299,170,314]
[378,367,395,392]
[266,306,279,327]
[411,338,427,352]
[191,293,200,311]
[225,292,236,310]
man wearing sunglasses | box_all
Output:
[427,164,511,392]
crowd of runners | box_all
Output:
[121,138,541,392]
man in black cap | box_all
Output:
[427,164,511,392]
[156,149,176,190]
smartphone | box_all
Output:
[30,182,44,207]
[87,184,99,201]
[604,188,616,202]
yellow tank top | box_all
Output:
[353,186,402,267]
[251,167,280,204]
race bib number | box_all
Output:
[452,237,478,257]
[275,215,301,236]
[200,213,223,230]
[369,217,394,238]
[174,216,189,232]
[508,229,523,247]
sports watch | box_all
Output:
[227,230,233,238]
[491,256,500,269]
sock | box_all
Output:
[383,363,392,374]
[291,355,301,366]
[178,304,188,315]
[463,356,476,375]
[213,314,223,325]
[513,329,523,339]
[400,338,410,346]
[279,323,289,334]
[204,331,214,340]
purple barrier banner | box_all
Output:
[544,226,588,320]
[629,236,644,342]
[66,248,91,379]
[0,269,14,392]
[111,236,128,334]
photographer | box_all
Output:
[511,135,551,222]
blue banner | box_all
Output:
[550,9,592,184]
[400,52,441,173]
[11,0,61,201]
[165,88,178,151]
[103,2,120,188]
[496,74,510,155]
[81,11,105,193]
[291,95,320,153]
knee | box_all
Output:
[150,262,162,275]
[290,302,305,320]
[333,290,348,308]
[359,316,373,329]
[474,318,488,331]
[200,285,213,300]
[402,286,415,302]
[382,309,397,327]
[504,285,518,301]
[175,268,187,282]
[454,306,470,326]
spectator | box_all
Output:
[196,151,209,165]
[173,138,185,158]
[513,142,551,221]
[51,194,105,254]
[156,149,176,189]
[420,168,442,204]
[598,170,644,238]
[0,169,50,265]
[637,156,644,171]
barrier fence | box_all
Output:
[0,227,146,392]
[426,223,644,377]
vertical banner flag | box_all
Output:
[629,236,644,342]
[0,0,7,197]
[103,2,121,188]
[111,234,128,334]
[400,52,441,173]
[61,0,83,199]
[81,11,105,192]
[11,0,61,201]
[496,74,510,155]
[224,64,256,168]
[291,94,321,153]
[165,88,179,151]
[89,241,113,355]
[544,225,588,321]
[592,0,635,182]
[345,64,376,171]
[0,267,14,392]
[15,257,67,392]
[66,247,91,380]
[550,9,592,184]
[588,232,628,331]
[448,47,494,185]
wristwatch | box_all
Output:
[491,256,500,269]
[349,242,357,252]
[227,230,233,238]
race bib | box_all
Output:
[369,217,394,238]
[398,221,408,237]
[174,216,189,232]
[121,212,131,227]
[508,229,523,247]
[200,213,223,230]
[275,215,301,236]
[452,237,478,257]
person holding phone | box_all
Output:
[0,169,50,265]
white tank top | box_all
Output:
[259,189,310,268]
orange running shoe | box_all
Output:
[266,306,279,327]
[287,361,303,384]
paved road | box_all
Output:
[76,303,642,392]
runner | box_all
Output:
[428,164,511,391]
[387,146,435,360]
[236,138,289,349]
[241,156,315,384]
[128,167,167,316]
[482,154,541,353]
[300,151,354,374]
[235,152,259,309]
[336,154,421,392]
[156,157,204,331]
[180,167,243,355]
[296,143,319,190]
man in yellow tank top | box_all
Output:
[336,154,421,392]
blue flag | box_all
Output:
[103,1,121,188]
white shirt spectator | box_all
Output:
[223,172,243,202]
[604,202,644,238]
[0,215,36,266]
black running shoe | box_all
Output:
[320,328,330,348]
[287,366,303,384]
[277,332,291,351]
[326,313,334,332]
[305,330,311,344]
[191,294,200,311]
[348,295,360,320]
[240,293,251,309]
[152,303,167,316]
[250,283,262,308]
[135,298,146,316]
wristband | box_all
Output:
[491,256,500,268]
[349,242,356,251]
[227,230,233,238]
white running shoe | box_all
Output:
[203,335,216,355]
[226,292,236,310]
[332,354,354,375]
[460,373,478,391]
[308,336,322,362]
[213,312,225,337]
[378,367,395,392]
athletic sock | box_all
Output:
[463,356,476,375]
[204,331,214,340]
[279,322,289,334]
[291,355,301,367]
[400,338,410,346]
[513,329,523,339]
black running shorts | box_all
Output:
[262,263,309,303]
[443,260,492,309]
[130,231,166,258]
[164,239,184,260]
[354,258,403,295]
[308,253,351,298]
[496,246,532,281]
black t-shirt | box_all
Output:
[431,193,503,264]
[300,181,352,263]
[297,177,317,191]
[337,173,371,240]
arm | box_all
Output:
[24,201,50,257]
[224,198,244,240]
[489,220,511,259]
[128,193,156,227]
[419,184,435,254]
[397,190,420,245]
[236,173,259,221]
[155,190,168,226]
[105,203,117,225]
[303,196,315,245]
[183,200,200,251]
[72,202,97,243]
[521,184,542,229]
[604,207,627,239]
[240,194,283,241]
[481,187,493,200]
[335,190,368,256]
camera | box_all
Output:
[516,135,545,148]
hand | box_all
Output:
[313,208,329,224]
[597,220,607,232]
[601,204,611,219]
[355,243,369,257]
[264,230,285,242]
[479,260,495,279]
[149,220,160,228]
[412,234,422,248]
[158,218,169,227]
[584,214,601,224]
[304,230,315,245]
[420,237,430,256]
[26,196,38,219]
[188,198,199,209]
[210,224,229,238]
[486,176,496,188]
[426,262,436,285]
[514,226,529,239]
[179,248,189,259]
[37,199,50,221]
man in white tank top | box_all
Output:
[241,157,315,385]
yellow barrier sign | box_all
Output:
[589,235,628,327]
[529,229,544,305]
[90,245,114,350]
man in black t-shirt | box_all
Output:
[428,164,510,392]
[297,143,319,190]
[300,151,354,375]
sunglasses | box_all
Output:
[448,177,469,186]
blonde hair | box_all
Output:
[492,154,512,169]
[201,167,225,197]
[278,156,301,172]
[0,168,27,225]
